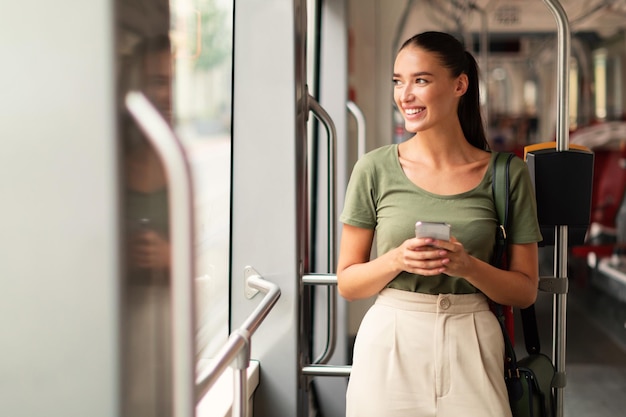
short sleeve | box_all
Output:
[340,156,378,230]
[508,156,543,244]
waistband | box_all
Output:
[376,288,490,314]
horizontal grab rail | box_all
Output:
[196,272,281,407]
[302,273,337,285]
[302,364,352,377]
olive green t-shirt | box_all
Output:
[340,144,542,294]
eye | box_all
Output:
[415,77,428,85]
[392,78,402,86]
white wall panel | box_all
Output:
[0,1,119,416]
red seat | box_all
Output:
[570,147,626,284]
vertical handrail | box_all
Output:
[308,94,337,272]
[195,273,281,415]
[307,93,337,365]
[540,2,571,416]
[543,0,571,152]
[302,273,338,365]
[347,100,366,158]
[125,91,196,417]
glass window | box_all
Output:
[116,0,232,414]
[170,0,233,361]
[594,48,608,120]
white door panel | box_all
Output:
[0,2,119,416]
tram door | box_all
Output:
[230,0,350,416]
[302,0,351,415]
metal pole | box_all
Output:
[540,2,571,416]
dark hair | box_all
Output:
[400,31,489,150]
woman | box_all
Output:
[338,31,542,417]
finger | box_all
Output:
[408,237,436,249]
[413,264,447,275]
[416,248,447,260]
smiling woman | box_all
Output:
[337,30,542,417]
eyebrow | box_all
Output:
[392,71,434,78]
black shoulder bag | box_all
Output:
[491,152,556,417]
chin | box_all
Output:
[404,123,423,133]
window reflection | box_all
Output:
[119,32,174,417]
[117,0,232,414]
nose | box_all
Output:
[399,84,414,102]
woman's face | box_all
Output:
[142,48,173,123]
[393,46,467,133]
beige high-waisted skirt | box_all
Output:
[346,288,511,417]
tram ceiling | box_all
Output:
[399,0,626,39]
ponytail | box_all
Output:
[459,51,489,150]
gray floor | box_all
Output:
[564,364,626,417]
[517,261,626,417]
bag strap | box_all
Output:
[491,152,542,357]
[521,304,541,354]
[491,153,518,373]
[492,152,514,265]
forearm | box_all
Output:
[462,256,538,308]
[337,248,402,301]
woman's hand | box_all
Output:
[433,238,540,308]
[427,236,474,277]
[130,230,171,270]
[398,237,451,275]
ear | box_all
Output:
[454,73,469,97]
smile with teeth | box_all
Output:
[405,107,425,115]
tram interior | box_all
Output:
[6,1,626,417]
[344,1,626,416]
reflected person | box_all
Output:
[120,33,175,417]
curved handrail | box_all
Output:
[195,272,281,407]
[125,91,196,417]
[307,94,337,365]
[542,0,571,153]
[302,274,352,376]
[308,94,337,272]
[347,100,366,158]
[301,273,352,378]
